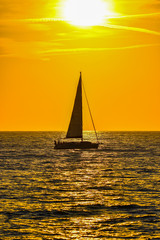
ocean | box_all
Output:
[0,131,160,239]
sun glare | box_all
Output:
[63,0,113,27]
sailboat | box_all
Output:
[54,72,99,149]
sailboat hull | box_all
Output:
[54,141,99,149]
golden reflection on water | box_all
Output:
[0,132,160,239]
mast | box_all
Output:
[66,73,83,139]
[81,72,83,142]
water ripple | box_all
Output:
[0,131,160,239]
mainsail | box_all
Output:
[66,73,82,139]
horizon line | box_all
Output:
[0,130,160,132]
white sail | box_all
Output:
[66,73,82,139]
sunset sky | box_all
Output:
[0,0,160,131]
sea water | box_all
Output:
[0,131,160,239]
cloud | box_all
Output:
[0,18,72,45]
[1,11,160,23]
[0,37,63,59]
[105,23,160,36]
[0,8,160,59]
[40,43,160,56]
[113,12,160,19]
[1,15,160,40]
[0,0,57,19]
[1,36,159,59]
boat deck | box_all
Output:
[54,141,99,149]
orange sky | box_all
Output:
[0,0,160,131]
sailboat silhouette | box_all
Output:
[54,72,99,149]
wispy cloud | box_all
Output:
[1,13,159,38]
[112,12,160,19]
[0,37,62,58]
[0,10,160,59]
[0,18,65,26]
[1,11,160,23]
[41,43,160,55]
[1,42,159,59]
[104,23,160,36]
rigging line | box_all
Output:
[82,80,99,143]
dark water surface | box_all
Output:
[0,131,160,239]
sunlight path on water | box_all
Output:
[0,131,160,239]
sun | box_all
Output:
[63,0,113,27]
